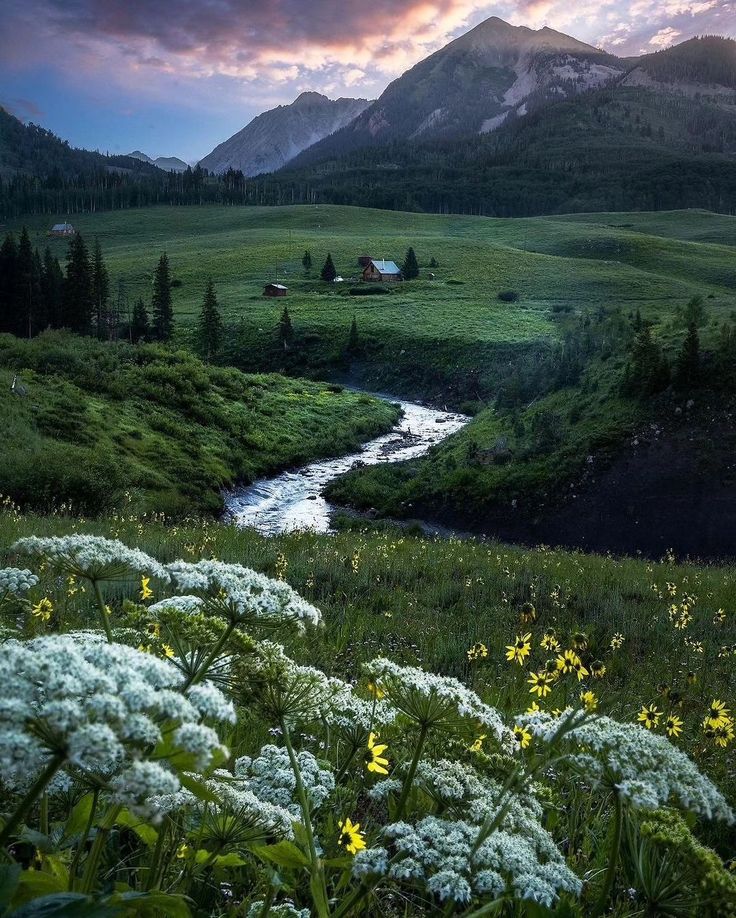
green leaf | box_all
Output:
[9,892,117,917]
[251,841,310,870]
[115,810,158,847]
[11,871,66,907]
[0,864,21,913]
[61,795,95,842]
[105,890,192,918]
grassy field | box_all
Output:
[10,205,736,400]
[0,332,399,516]
[2,508,735,817]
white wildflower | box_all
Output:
[12,535,168,582]
[148,595,204,615]
[235,744,334,817]
[246,901,310,918]
[110,760,181,819]
[166,560,321,630]
[523,712,734,823]
[187,682,237,724]
[0,567,39,598]
[363,658,512,745]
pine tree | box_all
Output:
[151,253,173,341]
[91,238,110,339]
[0,233,19,335]
[402,246,419,280]
[302,250,312,273]
[198,278,223,361]
[130,298,149,344]
[674,322,700,390]
[62,233,93,333]
[41,248,64,330]
[347,315,360,354]
[16,228,35,337]
[320,253,337,283]
[279,306,293,350]
[31,248,46,333]
[623,324,670,398]
[429,257,438,268]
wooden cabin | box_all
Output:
[357,255,372,268]
[263,283,288,297]
[362,259,402,282]
[49,222,75,237]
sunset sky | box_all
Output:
[2,0,734,163]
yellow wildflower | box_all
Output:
[705,699,730,730]
[519,602,537,624]
[590,661,606,679]
[525,701,541,714]
[571,632,588,652]
[580,690,597,712]
[637,704,662,730]
[556,649,581,675]
[367,681,385,700]
[541,631,560,652]
[31,597,53,622]
[610,633,624,650]
[513,725,532,749]
[527,671,555,698]
[469,734,486,753]
[160,643,175,659]
[338,817,366,855]
[505,632,532,666]
[467,642,488,661]
[176,843,191,859]
[139,577,153,601]
[664,714,684,738]
[366,732,389,775]
[714,608,726,624]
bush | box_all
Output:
[349,286,391,296]
[498,290,519,302]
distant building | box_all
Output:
[49,222,75,237]
[263,282,288,297]
[362,259,402,282]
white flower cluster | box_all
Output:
[522,712,734,823]
[148,595,204,616]
[0,567,39,598]
[0,635,232,817]
[326,683,397,744]
[12,535,168,582]
[246,901,309,918]
[356,813,580,907]
[249,642,346,721]
[355,758,580,907]
[235,744,334,817]
[149,768,296,840]
[166,560,321,629]
[363,658,512,745]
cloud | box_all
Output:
[1,0,734,113]
[1,97,45,120]
[647,25,682,46]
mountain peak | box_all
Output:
[454,15,600,55]
[293,91,330,106]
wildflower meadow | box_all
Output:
[1,509,735,916]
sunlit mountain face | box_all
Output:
[1,0,734,161]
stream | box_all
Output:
[223,396,469,535]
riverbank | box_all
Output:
[224,397,468,534]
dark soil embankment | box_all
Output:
[408,405,736,561]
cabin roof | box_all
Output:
[368,259,401,274]
[265,283,288,290]
[51,223,73,230]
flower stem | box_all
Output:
[0,753,65,851]
[591,790,623,918]
[69,789,99,890]
[280,717,328,918]
[80,804,121,894]
[394,722,429,821]
[183,622,234,689]
[92,580,113,642]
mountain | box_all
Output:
[0,107,161,180]
[198,92,371,175]
[292,17,625,166]
[126,151,189,172]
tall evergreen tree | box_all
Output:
[130,298,150,344]
[197,278,223,361]
[41,247,64,330]
[402,246,419,280]
[16,228,35,337]
[320,253,337,283]
[31,248,45,333]
[92,238,110,339]
[347,315,360,354]
[279,306,293,350]
[62,233,93,333]
[674,322,700,390]
[151,253,173,341]
[302,250,312,273]
[622,324,670,398]
[0,233,19,335]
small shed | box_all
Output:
[263,283,288,298]
[362,259,402,283]
[357,254,372,268]
[49,222,75,237]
